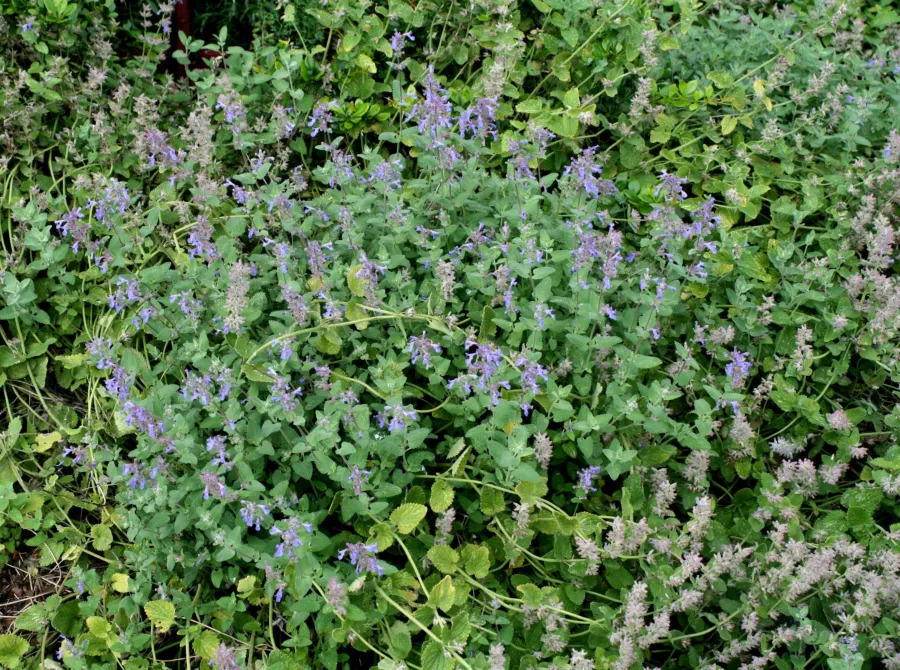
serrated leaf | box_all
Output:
[429,479,454,513]
[111,573,131,593]
[370,522,395,551]
[429,575,457,612]
[237,575,257,598]
[515,479,548,504]
[90,524,113,551]
[515,99,543,114]
[244,365,275,383]
[316,329,343,355]
[356,53,377,74]
[0,634,30,668]
[461,545,490,579]
[659,35,679,50]
[721,115,737,135]
[193,630,220,660]
[14,604,48,632]
[479,487,505,516]
[389,621,411,659]
[707,70,733,89]
[347,265,369,297]
[144,600,176,633]
[390,503,427,534]
[427,544,459,574]
[34,431,60,453]
[421,641,455,670]
[86,616,111,638]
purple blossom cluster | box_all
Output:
[376,403,417,432]
[338,542,383,575]
[407,331,442,369]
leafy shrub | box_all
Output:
[1,0,900,669]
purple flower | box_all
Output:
[216,91,245,125]
[270,370,303,413]
[349,466,371,495]
[460,97,499,145]
[508,140,536,181]
[363,159,403,191]
[209,643,241,670]
[121,457,166,490]
[240,502,271,531]
[263,237,293,274]
[390,30,414,62]
[108,277,146,315]
[56,635,84,660]
[655,170,688,202]
[104,364,133,402]
[377,404,417,432]
[308,101,335,137]
[407,66,454,139]
[206,435,232,469]
[407,332,442,369]
[271,518,313,560]
[515,353,549,395]
[326,577,348,616]
[577,465,603,494]
[448,336,505,397]
[55,207,89,252]
[725,349,752,389]
[182,369,215,406]
[88,179,130,224]
[122,402,166,439]
[602,304,617,320]
[87,337,116,370]
[187,217,218,261]
[170,291,202,320]
[534,302,555,329]
[323,141,355,187]
[338,542,383,575]
[200,471,231,500]
[564,147,618,199]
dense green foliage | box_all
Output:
[1,0,900,669]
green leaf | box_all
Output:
[388,622,411,659]
[111,573,131,593]
[421,641,455,670]
[479,487,505,516]
[659,35,680,50]
[515,479,548,504]
[721,115,737,135]
[0,635,30,668]
[515,99,543,114]
[244,365,275,384]
[633,354,663,369]
[428,575,457,612]
[144,600,176,633]
[14,603,49,632]
[429,479,454,513]
[316,329,343,355]
[90,524,113,551]
[390,503,428,534]
[427,545,459,574]
[356,53,377,74]
[461,545,490,579]
[193,630,220,660]
[33,431,60,453]
[638,444,677,466]
[347,264,369,297]
[706,70,733,89]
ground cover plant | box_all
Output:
[1,0,900,668]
